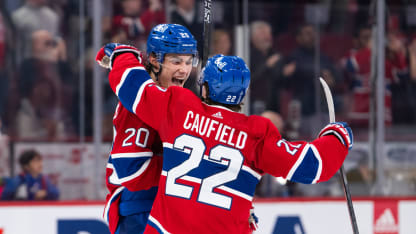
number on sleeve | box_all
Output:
[122,128,135,147]
[122,128,150,148]
[277,139,302,156]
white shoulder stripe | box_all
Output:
[161,171,201,184]
[149,215,171,234]
[163,142,191,154]
[116,66,145,96]
[108,159,152,184]
[203,154,228,166]
[218,185,253,201]
[203,103,235,113]
[103,186,124,224]
[113,103,121,120]
[107,163,120,185]
[242,165,262,180]
[132,79,154,115]
[286,144,310,180]
[118,158,151,183]
[112,126,117,143]
[111,152,153,159]
[310,144,322,184]
[163,142,173,148]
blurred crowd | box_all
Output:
[0,0,415,141]
[0,0,416,198]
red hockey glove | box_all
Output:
[96,43,142,69]
[318,122,353,150]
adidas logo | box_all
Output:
[212,111,223,119]
[374,208,398,233]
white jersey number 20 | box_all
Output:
[165,134,244,209]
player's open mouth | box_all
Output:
[172,78,185,85]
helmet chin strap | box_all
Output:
[152,63,163,81]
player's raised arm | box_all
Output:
[257,120,352,184]
[96,43,172,131]
[100,24,199,234]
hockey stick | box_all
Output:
[202,0,212,68]
[319,77,359,234]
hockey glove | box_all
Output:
[318,122,353,150]
[96,43,142,69]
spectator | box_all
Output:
[408,36,416,82]
[261,110,285,133]
[353,24,372,52]
[344,30,408,126]
[354,0,371,30]
[210,29,232,56]
[112,0,165,48]
[170,0,203,54]
[389,34,416,124]
[341,24,372,79]
[1,150,59,200]
[346,149,373,196]
[280,24,341,138]
[16,30,73,140]
[250,21,282,114]
[12,0,60,64]
[338,24,372,118]
[0,2,16,132]
[386,31,409,124]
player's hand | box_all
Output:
[266,54,280,68]
[318,122,353,150]
[282,62,296,77]
[96,43,142,69]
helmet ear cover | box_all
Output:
[146,24,199,67]
[198,54,251,105]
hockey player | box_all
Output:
[101,24,198,234]
[97,45,353,233]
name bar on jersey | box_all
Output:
[183,110,247,149]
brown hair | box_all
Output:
[19,150,41,168]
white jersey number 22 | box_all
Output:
[165,134,243,209]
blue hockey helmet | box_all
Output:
[199,54,250,105]
[147,24,199,66]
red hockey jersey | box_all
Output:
[108,53,348,234]
[104,102,163,234]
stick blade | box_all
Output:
[319,77,335,123]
